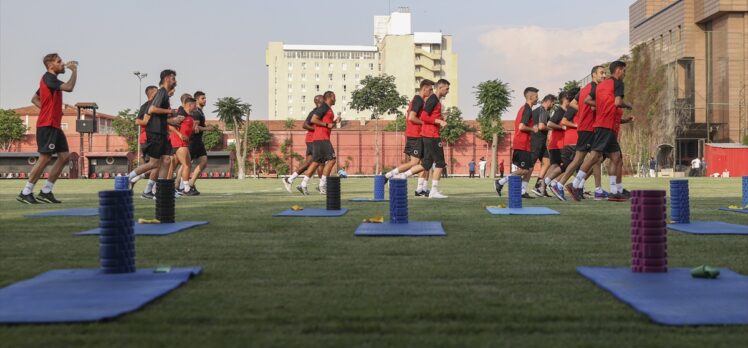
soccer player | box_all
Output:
[136,85,159,199]
[127,70,182,187]
[170,97,196,195]
[299,91,340,195]
[571,60,632,201]
[172,93,193,190]
[187,91,210,195]
[552,66,607,200]
[495,87,539,199]
[396,79,451,199]
[17,53,78,204]
[283,95,324,193]
[530,94,556,197]
[383,79,434,197]
[543,91,571,200]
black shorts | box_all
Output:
[530,139,549,165]
[189,140,208,159]
[421,137,446,169]
[312,140,336,164]
[140,146,150,163]
[36,126,69,154]
[576,131,595,153]
[590,128,621,154]
[305,142,313,157]
[143,133,172,160]
[561,146,576,170]
[512,150,532,170]
[549,149,563,166]
[404,137,423,159]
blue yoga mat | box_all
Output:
[26,208,99,218]
[0,267,201,324]
[577,266,748,326]
[273,208,348,217]
[354,221,446,237]
[350,198,387,202]
[719,207,748,214]
[76,221,209,236]
[485,207,560,215]
[667,221,748,235]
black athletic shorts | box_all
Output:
[37,126,69,154]
[141,147,150,163]
[549,149,563,166]
[590,127,621,154]
[404,137,423,159]
[576,131,595,153]
[312,140,336,164]
[189,140,208,159]
[305,142,313,156]
[561,145,576,170]
[421,137,446,169]
[512,150,532,170]
[530,139,549,165]
[143,133,171,160]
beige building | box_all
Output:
[266,7,458,121]
[630,0,748,158]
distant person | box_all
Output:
[478,157,487,178]
[649,157,656,178]
[468,159,476,178]
[691,157,701,177]
[18,53,78,204]
[338,167,348,178]
[701,157,706,176]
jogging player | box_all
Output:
[136,85,159,199]
[187,91,210,195]
[170,97,196,195]
[299,91,340,195]
[495,87,539,199]
[530,94,556,197]
[543,91,571,199]
[283,95,324,193]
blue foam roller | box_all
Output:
[114,176,130,190]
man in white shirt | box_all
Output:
[691,157,701,177]
[478,157,487,178]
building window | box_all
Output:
[315,73,320,81]
[287,73,292,81]
[301,73,306,81]
[342,63,347,70]
[301,62,307,70]
[316,84,320,92]
[301,84,306,92]
[355,74,360,80]
[343,85,347,92]
[301,95,306,104]
[355,63,360,71]
[369,63,374,70]
[288,107,293,115]
[315,62,320,70]
[328,63,334,70]
[328,84,333,89]
[342,74,347,80]
[328,73,333,81]
[288,62,293,70]
[288,95,293,103]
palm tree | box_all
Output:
[214,97,252,179]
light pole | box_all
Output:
[133,71,148,166]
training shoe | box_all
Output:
[495,180,504,197]
[620,189,631,199]
[282,177,292,193]
[594,190,609,201]
[319,186,327,194]
[182,189,198,196]
[521,193,535,199]
[190,186,201,196]
[17,192,40,204]
[37,191,61,204]
[550,184,566,201]
[608,193,626,202]
[428,190,448,199]
[141,192,155,200]
[578,188,586,200]
[415,190,426,197]
[297,185,309,196]
[531,187,543,197]
[543,189,552,198]
[565,183,581,202]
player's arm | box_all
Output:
[621,115,635,124]
[148,90,174,115]
[560,118,576,129]
[135,114,150,126]
[167,115,185,126]
[58,63,78,92]
[547,114,564,130]
[615,97,633,110]
[569,98,579,110]
[31,93,41,108]
[310,105,332,128]
[302,120,315,131]
[519,106,534,133]
[420,96,446,126]
[584,95,596,107]
[408,96,424,125]
[613,79,632,109]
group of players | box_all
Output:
[496,61,634,202]
[16,53,209,204]
[281,79,453,199]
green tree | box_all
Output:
[475,79,512,178]
[559,80,580,95]
[349,74,408,174]
[201,125,224,151]
[440,107,473,173]
[246,121,272,176]
[280,138,303,174]
[214,97,252,179]
[0,109,27,151]
[111,109,138,153]
[383,114,406,132]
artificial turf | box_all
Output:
[1,177,747,347]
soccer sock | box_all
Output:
[498,176,510,186]
[41,180,54,194]
[183,180,191,192]
[617,183,623,192]
[609,176,617,193]
[431,180,439,191]
[386,168,399,179]
[320,175,327,187]
[573,171,587,188]
[144,180,155,194]
[403,170,413,177]
[289,172,299,181]
[128,170,139,181]
[544,177,552,186]
[551,180,558,188]
[22,181,35,195]
[301,176,310,188]
[178,180,185,190]
[417,178,426,192]
[521,181,529,195]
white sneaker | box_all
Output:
[282,177,292,193]
[428,190,448,199]
[319,186,327,194]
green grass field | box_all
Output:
[1,177,748,347]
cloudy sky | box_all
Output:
[0,0,631,119]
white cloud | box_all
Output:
[477,20,629,117]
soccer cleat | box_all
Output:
[428,190,448,199]
[182,189,198,196]
[37,191,61,203]
[297,185,309,196]
[190,186,200,196]
[531,187,543,197]
[415,190,426,197]
[565,183,581,202]
[543,189,552,198]
[281,177,292,193]
[319,186,327,194]
[494,180,504,197]
[141,192,156,200]
[621,189,631,199]
[17,192,40,204]
[550,184,566,201]
[594,190,609,201]
[578,188,586,200]
[608,193,626,202]
[521,193,535,199]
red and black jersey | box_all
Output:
[312,103,334,141]
[591,78,624,130]
[36,72,63,129]
[512,103,533,152]
[563,107,579,146]
[548,107,566,150]
[304,108,317,143]
[137,100,152,145]
[613,107,623,137]
[419,94,442,138]
[575,82,596,132]
[169,115,194,148]
[405,95,424,137]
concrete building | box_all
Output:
[266,7,458,121]
[630,0,748,160]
